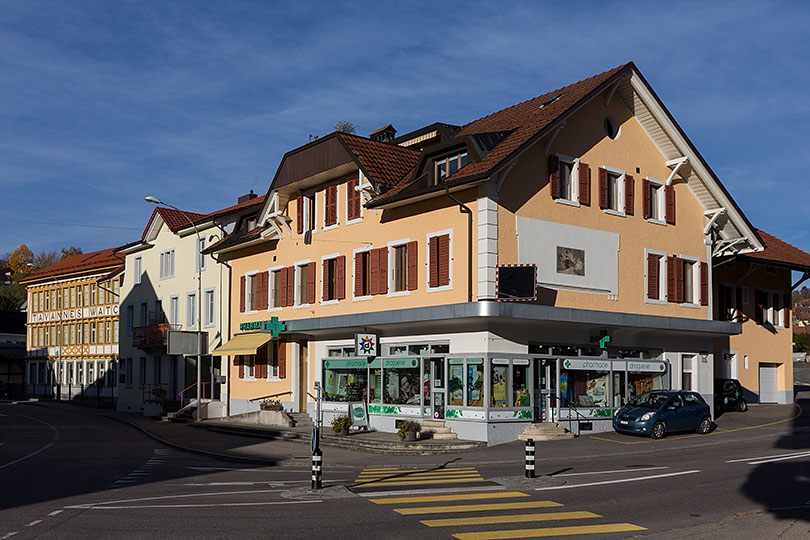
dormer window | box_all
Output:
[435,151,468,184]
[246,217,257,232]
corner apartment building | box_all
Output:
[21,248,125,401]
[210,62,807,444]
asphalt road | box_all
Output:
[2,382,810,540]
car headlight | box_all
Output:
[640,412,655,421]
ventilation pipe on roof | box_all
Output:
[238,190,257,204]
[445,186,473,303]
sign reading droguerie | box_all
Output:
[29,305,119,323]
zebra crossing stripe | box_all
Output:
[451,523,646,539]
[395,501,564,515]
[421,511,600,527]
[370,492,529,505]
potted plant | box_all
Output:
[260,399,284,411]
[331,415,352,436]
[397,420,421,442]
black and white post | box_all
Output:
[311,448,322,489]
[525,438,535,478]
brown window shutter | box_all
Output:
[700,262,709,306]
[347,178,359,221]
[642,179,651,219]
[735,287,744,322]
[238,356,244,379]
[239,276,246,312]
[549,155,559,199]
[336,256,346,300]
[624,175,634,215]
[278,341,286,379]
[378,247,388,294]
[784,293,791,328]
[598,168,608,209]
[406,240,418,291]
[257,272,268,310]
[370,248,380,295]
[325,185,337,226]
[665,185,676,224]
[296,196,303,234]
[279,267,288,307]
[429,236,439,288]
[667,256,676,302]
[286,266,295,307]
[322,259,330,302]
[578,162,590,206]
[755,290,764,324]
[354,252,363,297]
[306,262,316,304]
[647,254,659,300]
[675,257,685,303]
[438,235,450,287]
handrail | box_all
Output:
[248,391,292,403]
[178,382,210,403]
[548,393,591,436]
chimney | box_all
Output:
[369,124,397,143]
[238,190,257,204]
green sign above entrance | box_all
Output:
[236,316,287,337]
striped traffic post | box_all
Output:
[525,438,535,478]
[311,448,322,489]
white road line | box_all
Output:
[66,488,291,508]
[359,485,505,497]
[1,532,18,539]
[73,500,322,510]
[175,480,324,487]
[25,521,41,527]
[535,470,701,491]
[47,510,63,516]
[552,466,669,477]
[747,453,810,465]
[0,415,59,471]
[726,451,810,464]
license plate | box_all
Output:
[619,420,629,425]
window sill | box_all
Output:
[293,303,311,310]
[555,198,580,208]
[346,217,363,226]
[353,295,373,302]
[604,209,626,217]
[244,376,257,382]
[427,285,452,293]
[323,224,339,232]
[268,306,283,312]
[387,290,410,298]
[267,377,282,382]
[244,310,258,315]
[646,218,666,226]
[320,299,340,306]
[680,303,701,309]
[645,298,667,305]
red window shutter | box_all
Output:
[578,162,590,206]
[325,185,337,226]
[378,247,388,294]
[700,262,709,306]
[306,262,316,304]
[675,257,685,303]
[279,267,288,307]
[647,254,659,300]
[238,356,244,379]
[406,240,418,291]
[667,256,676,302]
[755,290,764,324]
[438,235,450,287]
[239,276,246,312]
[286,266,295,307]
[549,155,559,199]
[347,178,359,221]
[624,175,634,215]
[598,168,608,209]
[735,287,744,322]
[322,259,330,302]
[642,179,651,219]
[278,341,286,379]
[665,185,676,224]
[429,236,439,288]
[354,252,363,297]
[258,272,269,310]
[297,196,303,235]
[369,248,380,295]
[784,293,791,328]
[336,256,346,300]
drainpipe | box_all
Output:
[209,249,232,416]
[445,186,473,303]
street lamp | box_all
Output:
[27,263,60,396]
[145,196,205,421]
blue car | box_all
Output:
[613,390,712,439]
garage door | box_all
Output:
[759,365,779,403]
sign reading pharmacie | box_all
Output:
[30,305,120,323]
[562,358,666,373]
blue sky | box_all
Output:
[2,1,810,259]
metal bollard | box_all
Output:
[525,438,536,478]
[311,448,322,489]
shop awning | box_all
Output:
[211,333,273,356]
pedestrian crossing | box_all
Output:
[352,466,490,491]
[368,489,646,539]
[109,448,172,488]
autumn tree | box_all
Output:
[8,244,34,277]
[61,246,82,259]
[334,120,357,134]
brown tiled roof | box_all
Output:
[204,225,268,254]
[21,247,125,283]
[341,133,420,186]
[156,207,208,232]
[368,124,395,137]
[744,229,810,271]
[202,194,266,222]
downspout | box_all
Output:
[445,186,473,303]
[210,249,232,416]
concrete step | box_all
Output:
[427,426,453,434]
[431,432,459,440]
[288,412,314,428]
[421,420,447,428]
[519,423,575,441]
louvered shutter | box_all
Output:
[549,155,559,199]
[286,266,295,307]
[239,276,246,312]
[336,256,346,300]
[322,260,330,302]
[378,247,388,294]
[598,168,608,209]
[675,257,685,303]
[665,185,676,224]
[297,196,303,234]
[354,252,363,297]
[578,162,590,206]
[700,262,708,306]
[429,236,439,288]
[325,185,337,226]
[438,235,450,287]
[238,356,244,379]
[347,178,359,221]
[257,272,268,310]
[370,248,380,295]
[306,262,316,304]
[279,267,288,307]
[784,293,791,328]
[406,240,418,291]
[755,290,764,324]
[647,254,659,300]
[624,175,634,215]
[642,179,651,219]
[735,287,744,322]
[278,341,286,379]
[667,256,676,302]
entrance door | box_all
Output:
[298,341,308,412]
[535,359,556,422]
[759,364,779,403]
[429,358,445,419]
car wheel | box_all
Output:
[651,421,666,439]
[736,399,748,412]
[697,416,712,434]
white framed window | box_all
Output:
[169,296,179,326]
[320,254,340,305]
[720,284,740,322]
[196,238,207,272]
[269,266,283,310]
[126,305,134,335]
[134,256,142,285]
[434,151,468,184]
[427,230,453,292]
[302,195,316,233]
[113,320,119,343]
[346,175,363,225]
[681,353,695,391]
[681,256,700,306]
[760,290,786,327]
[388,239,411,297]
[323,184,340,230]
[159,249,175,279]
[186,293,197,329]
[555,153,579,205]
[244,355,256,380]
[245,271,258,312]
[352,246,373,301]
[204,288,215,327]
[603,166,625,215]
[295,261,312,307]
[644,250,667,304]
[645,177,665,224]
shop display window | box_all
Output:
[322,359,368,402]
[628,370,667,401]
[560,369,608,408]
[382,358,420,405]
[448,362,464,405]
[466,359,484,406]
[491,363,508,407]
[512,362,530,407]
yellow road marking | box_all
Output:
[421,511,601,527]
[370,492,529,505]
[452,523,646,539]
[395,501,563,515]
[359,467,477,473]
[358,477,485,487]
[358,474,483,481]
[357,470,479,479]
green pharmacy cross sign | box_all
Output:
[590,330,611,349]
[261,317,287,338]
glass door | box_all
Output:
[429,357,445,419]
[536,358,556,422]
